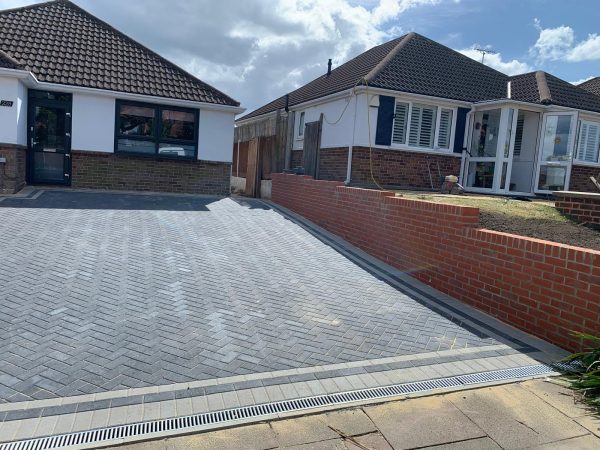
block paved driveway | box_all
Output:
[0,190,499,403]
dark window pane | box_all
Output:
[34,106,66,152]
[117,139,156,154]
[161,109,195,140]
[158,143,195,158]
[119,105,155,137]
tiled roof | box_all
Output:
[509,71,600,113]
[579,77,600,97]
[240,32,509,120]
[0,49,23,69]
[0,0,239,106]
[240,36,405,120]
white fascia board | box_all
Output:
[235,110,278,126]
[355,86,472,108]
[0,68,245,114]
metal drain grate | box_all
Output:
[1,364,557,450]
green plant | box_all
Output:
[556,332,600,411]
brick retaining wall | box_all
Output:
[0,144,26,194]
[72,150,231,195]
[555,191,600,228]
[272,173,600,351]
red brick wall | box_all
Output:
[0,144,26,194]
[72,150,231,195]
[351,147,461,189]
[318,147,348,181]
[570,165,600,193]
[555,192,600,227]
[272,173,600,351]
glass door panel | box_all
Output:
[535,113,575,193]
[465,109,502,190]
[28,91,72,185]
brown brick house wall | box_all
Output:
[318,147,348,181]
[569,165,600,193]
[291,150,303,169]
[351,147,461,189]
[0,144,27,194]
[71,150,231,195]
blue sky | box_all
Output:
[0,0,597,112]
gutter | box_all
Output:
[0,68,245,114]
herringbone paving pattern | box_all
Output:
[0,191,498,403]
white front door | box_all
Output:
[534,112,577,193]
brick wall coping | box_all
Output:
[554,191,600,199]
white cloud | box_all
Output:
[67,0,443,113]
[458,48,531,75]
[570,76,595,85]
[531,19,600,63]
[567,34,600,62]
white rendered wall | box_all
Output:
[15,80,27,146]
[0,76,21,145]
[72,93,115,152]
[198,109,235,162]
[292,95,356,150]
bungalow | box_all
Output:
[0,0,243,195]
[237,32,600,196]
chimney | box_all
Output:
[327,59,332,77]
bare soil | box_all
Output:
[397,192,600,250]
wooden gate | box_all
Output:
[244,138,260,197]
[302,114,323,178]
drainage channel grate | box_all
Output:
[1,364,556,450]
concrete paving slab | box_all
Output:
[344,432,393,450]
[520,379,584,419]
[528,435,600,449]
[446,384,590,449]
[363,396,485,449]
[282,439,346,450]
[317,409,378,437]
[423,437,502,449]
[161,423,278,450]
[575,415,600,438]
[271,415,340,447]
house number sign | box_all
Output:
[0,100,13,107]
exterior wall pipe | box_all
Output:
[346,93,359,184]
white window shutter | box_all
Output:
[408,104,437,148]
[437,109,453,149]
[577,121,600,163]
[392,102,408,144]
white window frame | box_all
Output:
[574,118,600,165]
[391,98,456,153]
[296,111,305,140]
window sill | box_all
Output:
[572,160,600,167]
[386,144,457,156]
[114,151,198,161]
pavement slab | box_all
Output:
[363,396,485,449]
[446,384,590,449]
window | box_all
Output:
[576,120,600,164]
[115,101,198,159]
[298,111,305,138]
[391,100,454,150]
[409,104,437,148]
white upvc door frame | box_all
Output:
[534,111,578,194]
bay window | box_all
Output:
[391,100,454,151]
[115,101,198,159]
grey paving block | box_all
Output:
[0,191,502,402]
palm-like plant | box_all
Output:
[556,333,600,410]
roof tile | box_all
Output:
[0,0,239,106]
